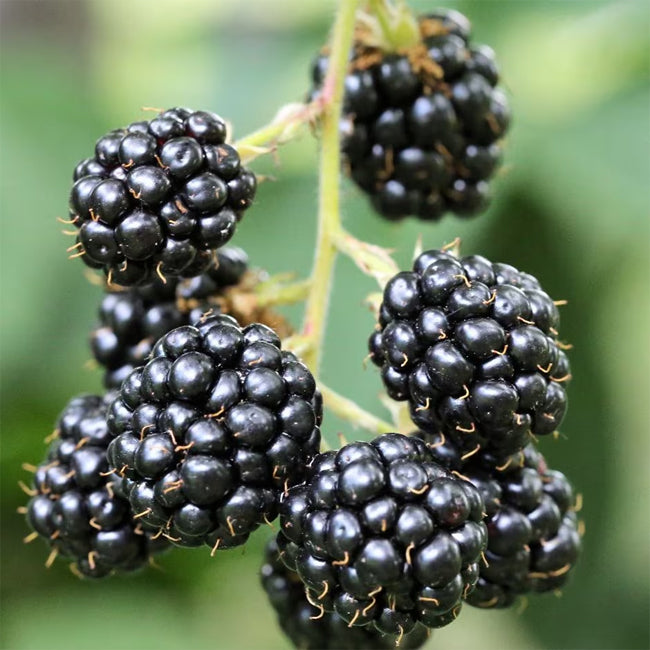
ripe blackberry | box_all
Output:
[276,433,487,635]
[467,446,580,608]
[309,9,510,220]
[262,537,429,649]
[369,248,571,459]
[90,247,249,388]
[417,434,582,607]
[23,393,168,578]
[106,314,322,551]
[68,107,256,285]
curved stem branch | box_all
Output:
[255,278,311,307]
[332,225,399,289]
[301,0,360,374]
[321,384,394,435]
[234,102,321,164]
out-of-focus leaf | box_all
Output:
[0,49,106,399]
[2,585,209,650]
[500,2,649,121]
[508,85,649,256]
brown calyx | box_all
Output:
[348,40,447,95]
[418,17,454,40]
[177,270,294,339]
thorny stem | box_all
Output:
[321,384,394,435]
[301,0,360,374]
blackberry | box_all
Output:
[106,314,322,551]
[369,248,571,459]
[90,247,249,388]
[276,433,486,635]
[262,538,429,650]
[68,107,256,285]
[309,9,510,221]
[420,440,582,608]
[23,393,168,577]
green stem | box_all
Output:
[255,278,311,307]
[321,384,394,435]
[235,120,289,150]
[301,0,360,374]
[234,101,320,164]
[368,0,397,43]
[282,335,313,359]
[366,0,420,50]
[331,225,399,289]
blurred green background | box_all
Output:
[1,0,648,648]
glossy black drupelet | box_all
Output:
[309,10,510,221]
[276,434,487,635]
[369,249,571,459]
[24,394,167,577]
[91,247,248,389]
[262,538,429,650]
[420,436,582,607]
[468,452,581,608]
[69,107,256,285]
[106,314,322,551]
[175,245,249,304]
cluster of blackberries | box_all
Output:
[366,247,582,612]
[309,9,510,220]
[274,433,487,638]
[21,6,583,648]
[27,107,313,574]
[25,107,326,579]
[69,107,256,286]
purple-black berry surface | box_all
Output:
[309,9,510,221]
[69,108,256,286]
[370,249,571,460]
[106,315,322,551]
[24,393,168,577]
[276,433,487,635]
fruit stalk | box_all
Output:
[366,0,420,50]
[320,383,394,434]
[301,0,360,374]
[255,277,311,307]
[234,102,322,164]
